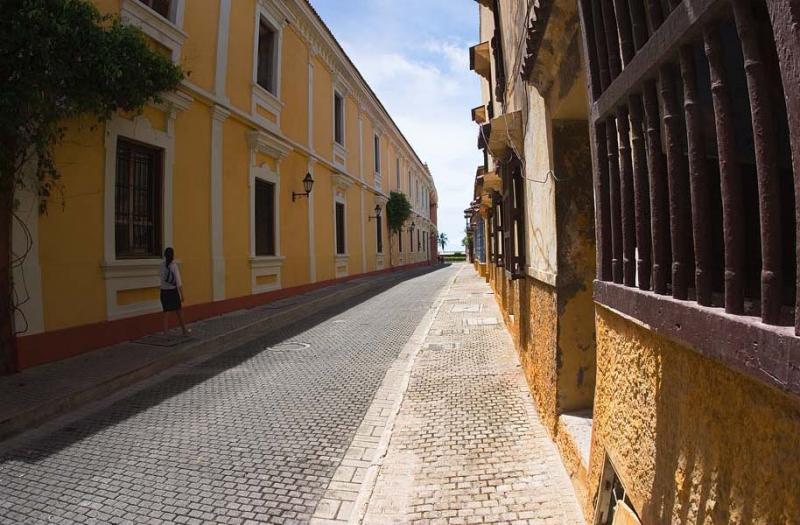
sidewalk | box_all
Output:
[0,265,434,442]
[311,263,584,524]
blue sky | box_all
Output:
[311,0,482,251]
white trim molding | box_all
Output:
[210,105,230,302]
[249,164,283,294]
[333,185,349,278]
[251,0,293,131]
[214,0,232,100]
[332,87,347,169]
[307,159,317,283]
[101,102,186,320]
[120,0,187,63]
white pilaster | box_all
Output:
[358,113,364,181]
[307,58,315,153]
[360,185,366,273]
[213,0,232,100]
[307,159,317,283]
[210,105,230,301]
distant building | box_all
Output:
[10,0,437,370]
[468,0,800,523]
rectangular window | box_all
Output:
[255,179,276,256]
[376,216,383,253]
[374,135,381,173]
[257,19,277,94]
[335,202,346,255]
[334,92,344,146]
[138,0,171,19]
[399,229,403,253]
[115,139,162,258]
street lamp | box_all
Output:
[368,205,382,221]
[292,172,315,202]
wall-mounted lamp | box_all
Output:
[368,205,382,221]
[408,221,416,233]
[292,173,314,202]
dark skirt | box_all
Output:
[160,288,182,312]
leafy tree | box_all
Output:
[438,232,448,251]
[385,191,412,233]
[0,0,184,373]
[385,191,412,268]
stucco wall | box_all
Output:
[590,306,800,524]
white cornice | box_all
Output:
[248,130,292,159]
[286,0,430,175]
[332,172,355,192]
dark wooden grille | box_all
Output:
[501,156,526,277]
[335,202,346,255]
[255,179,276,257]
[579,0,798,331]
[138,0,171,19]
[492,193,504,266]
[399,229,403,253]
[377,216,383,253]
[115,139,162,259]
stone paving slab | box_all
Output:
[0,265,457,525]
[354,264,584,524]
[0,266,434,442]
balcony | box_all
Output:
[469,41,491,81]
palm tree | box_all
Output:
[438,232,448,251]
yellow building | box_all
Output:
[11,0,438,369]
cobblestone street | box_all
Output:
[0,264,583,524]
[359,266,583,525]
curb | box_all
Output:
[0,266,432,442]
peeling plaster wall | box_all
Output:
[590,307,800,525]
[553,120,596,413]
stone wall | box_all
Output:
[590,307,800,524]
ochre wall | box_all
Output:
[590,307,800,525]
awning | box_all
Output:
[487,111,523,159]
[469,41,491,81]
[472,105,487,125]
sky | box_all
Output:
[310,0,482,252]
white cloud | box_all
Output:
[313,1,482,251]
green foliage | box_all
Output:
[0,0,184,210]
[438,232,448,250]
[386,191,412,234]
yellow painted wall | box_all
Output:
[222,118,252,300]
[313,167,335,281]
[181,0,219,92]
[280,28,309,146]
[39,118,106,330]
[226,0,256,114]
[313,58,333,162]
[172,104,213,305]
[590,307,800,525]
[279,151,311,287]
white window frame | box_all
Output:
[101,108,181,320]
[332,85,347,168]
[251,1,291,130]
[333,90,346,147]
[373,133,381,175]
[249,163,284,293]
[120,0,187,63]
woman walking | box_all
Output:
[160,247,190,336]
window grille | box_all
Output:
[399,229,403,253]
[138,0,171,19]
[335,202,346,255]
[594,456,638,525]
[501,155,526,277]
[376,216,383,253]
[257,20,277,94]
[579,0,798,329]
[115,139,162,259]
[255,179,276,256]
